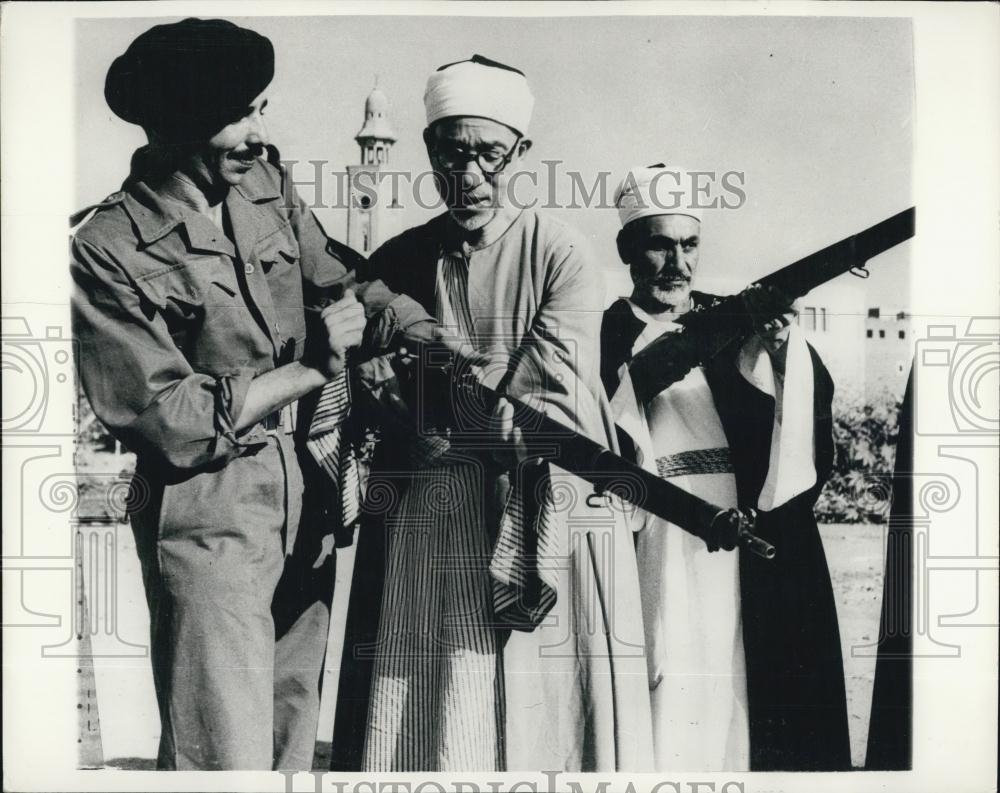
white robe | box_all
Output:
[612,301,749,771]
[610,299,818,772]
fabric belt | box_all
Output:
[655,447,734,479]
[257,402,300,553]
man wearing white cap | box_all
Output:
[601,165,851,771]
[331,56,653,773]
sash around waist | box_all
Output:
[655,447,734,479]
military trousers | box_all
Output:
[130,433,336,770]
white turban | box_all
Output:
[614,164,704,228]
[424,55,534,136]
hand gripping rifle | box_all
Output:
[628,208,916,405]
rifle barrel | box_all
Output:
[757,207,915,298]
[463,379,756,552]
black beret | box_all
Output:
[105,18,274,142]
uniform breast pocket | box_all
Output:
[257,225,301,279]
[257,227,307,352]
[133,257,242,350]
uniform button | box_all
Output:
[245,263,255,275]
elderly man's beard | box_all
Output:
[449,204,498,232]
[635,273,693,314]
[436,172,502,233]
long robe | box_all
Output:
[601,295,852,771]
[612,301,750,771]
[865,365,913,770]
[331,210,654,772]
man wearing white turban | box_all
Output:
[331,56,654,773]
[600,165,851,771]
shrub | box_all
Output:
[815,391,901,523]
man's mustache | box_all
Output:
[642,272,691,286]
[228,143,265,161]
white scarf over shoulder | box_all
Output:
[612,304,817,512]
[608,301,816,772]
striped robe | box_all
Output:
[331,209,654,772]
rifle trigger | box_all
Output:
[850,264,870,279]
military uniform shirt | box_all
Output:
[71,149,432,550]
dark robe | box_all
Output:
[865,365,914,769]
[601,296,852,771]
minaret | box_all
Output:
[346,79,398,255]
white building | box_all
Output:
[346,82,399,255]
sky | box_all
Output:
[75,13,913,305]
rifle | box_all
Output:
[628,208,916,404]
[319,211,911,559]
[312,297,775,558]
[401,341,777,560]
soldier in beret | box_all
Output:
[70,18,435,770]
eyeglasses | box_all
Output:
[431,137,522,176]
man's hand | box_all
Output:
[491,396,536,470]
[628,328,701,404]
[741,283,799,353]
[431,326,492,369]
[317,289,366,378]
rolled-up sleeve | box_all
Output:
[71,238,262,470]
